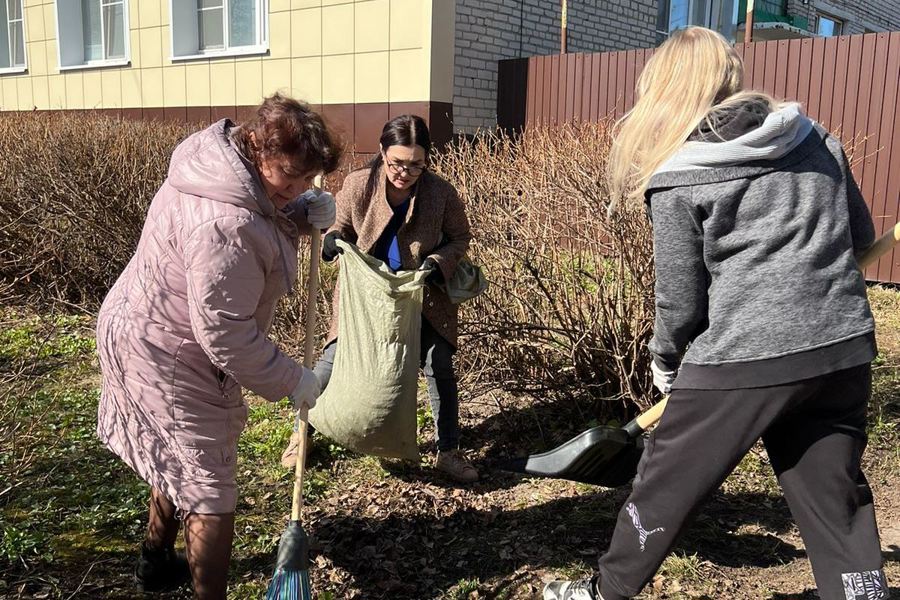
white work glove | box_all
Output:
[650,359,677,395]
[299,189,336,230]
[289,366,321,412]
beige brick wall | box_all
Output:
[0,0,454,112]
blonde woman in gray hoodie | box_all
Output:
[544,27,887,600]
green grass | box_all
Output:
[0,312,145,577]
[866,285,900,471]
[0,313,95,361]
[0,310,334,597]
[445,577,482,599]
[659,553,703,582]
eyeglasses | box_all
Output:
[386,160,426,177]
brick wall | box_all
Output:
[786,0,900,35]
[453,0,659,133]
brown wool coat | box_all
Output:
[327,166,471,347]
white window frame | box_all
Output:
[170,0,268,62]
[0,0,27,75]
[54,0,131,71]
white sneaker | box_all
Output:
[543,576,602,600]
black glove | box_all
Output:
[322,231,343,262]
[419,257,443,285]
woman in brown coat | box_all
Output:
[282,114,478,482]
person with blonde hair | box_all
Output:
[544,27,887,600]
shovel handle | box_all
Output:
[858,222,900,271]
[291,175,323,522]
[622,396,668,437]
[630,221,900,436]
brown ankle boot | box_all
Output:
[435,450,479,483]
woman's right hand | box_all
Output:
[322,230,344,262]
[289,367,321,411]
[303,190,337,230]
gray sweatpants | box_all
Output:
[598,364,888,600]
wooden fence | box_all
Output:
[497,32,900,284]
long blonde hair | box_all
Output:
[607,27,746,207]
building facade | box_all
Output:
[661,0,900,41]
[0,0,456,152]
[1,0,899,142]
[453,0,900,132]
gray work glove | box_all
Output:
[650,359,677,395]
[289,366,321,412]
[299,189,336,230]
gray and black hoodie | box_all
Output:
[647,98,877,389]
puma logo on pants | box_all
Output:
[842,569,889,600]
[626,502,664,551]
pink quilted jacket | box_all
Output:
[96,120,311,513]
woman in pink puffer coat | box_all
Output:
[95,94,341,598]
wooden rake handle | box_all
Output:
[634,220,900,433]
[291,176,324,522]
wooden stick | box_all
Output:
[858,222,900,271]
[291,175,323,522]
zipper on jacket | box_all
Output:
[216,367,230,398]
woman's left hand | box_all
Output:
[301,190,337,230]
[419,257,443,284]
[650,359,677,394]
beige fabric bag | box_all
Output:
[308,240,428,460]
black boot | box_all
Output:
[134,542,192,593]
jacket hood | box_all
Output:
[648,104,821,191]
[654,103,814,174]
[167,119,276,216]
[689,95,773,143]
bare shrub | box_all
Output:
[433,123,656,410]
[0,112,192,308]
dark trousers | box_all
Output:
[314,318,460,452]
[598,364,887,600]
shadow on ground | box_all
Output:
[305,488,810,600]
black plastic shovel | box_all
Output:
[503,398,667,487]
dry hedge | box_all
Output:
[0,113,656,411]
[0,112,193,306]
[433,123,655,409]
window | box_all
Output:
[816,13,842,37]
[666,0,739,41]
[171,0,267,60]
[1,0,26,72]
[55,0,129,69]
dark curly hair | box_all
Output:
[234,93,342,176]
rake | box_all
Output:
[266,179,325,600]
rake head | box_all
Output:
[266,521,312,600]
